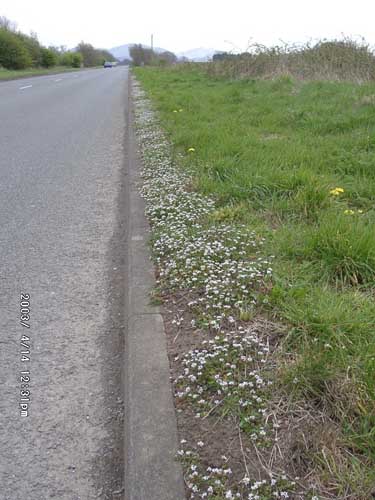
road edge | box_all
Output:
[123,72,186,500]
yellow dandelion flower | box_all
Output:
[358,209,363,214]
[330,187,344,196]
[179,108,183,112]
[344,209,355,215]
[188,147,196,152]
[173,110,178,113]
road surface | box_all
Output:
[0,67,128,499]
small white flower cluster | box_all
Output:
[178,446,235,498]
[133,83,272,329]
[178,444,301,499]
[175,328,272,438]
[158,224,271,330]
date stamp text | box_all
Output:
[20,293,31,417]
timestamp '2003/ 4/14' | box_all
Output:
[20,293,31,417]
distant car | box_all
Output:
[103,61,113,68]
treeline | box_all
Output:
[0,16,117,70]
[129,44,177,67]
[75,42,116,68]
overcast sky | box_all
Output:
[2,0,375,53]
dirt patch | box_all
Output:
[161,290,373,499]
[162,291,312,498]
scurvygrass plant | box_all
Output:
[175,329,272,437]
[178,443,303,500]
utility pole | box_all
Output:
[151,34,154,51]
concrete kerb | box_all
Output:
[123,75,186,500]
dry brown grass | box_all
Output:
[270,358,375,499]
[206,39,375,82]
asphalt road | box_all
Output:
[0,67,129,499]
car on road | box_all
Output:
[103,61,113,68]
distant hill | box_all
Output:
[177,48,220,62]
[109,44,168,61]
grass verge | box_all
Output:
[0,66,88,81]
[133,66,375,498]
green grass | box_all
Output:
[0,66,84,81]
[134,65,375,493]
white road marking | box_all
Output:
[19,85,32,90]
[54,78,62,82]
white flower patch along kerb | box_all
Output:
[133,83,272,329]
[178,444,303,500]
[175,328,271,439]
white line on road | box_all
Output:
[54,78,63,82]
[19,85,33,90]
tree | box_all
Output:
[60,51,83,68]
[71,52,83,68]
[0,16,17,32]
[213,52,236,61]
[157,50,177,66]
[76,42,117,67]
[129,44,177,66]
[129,44,154,66]
[0,28,32,69]
[0,19,109,71]
[77,42,100,67]
[41,47,57,67]
[16,32,42,66]
[98,49,116,64]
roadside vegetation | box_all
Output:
[0,15,116,76]
[210,38,375,82]
[134,39,375,499]
[0,66,83,81]
[129,44,178,67]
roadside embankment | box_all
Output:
[132,65,375,499]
